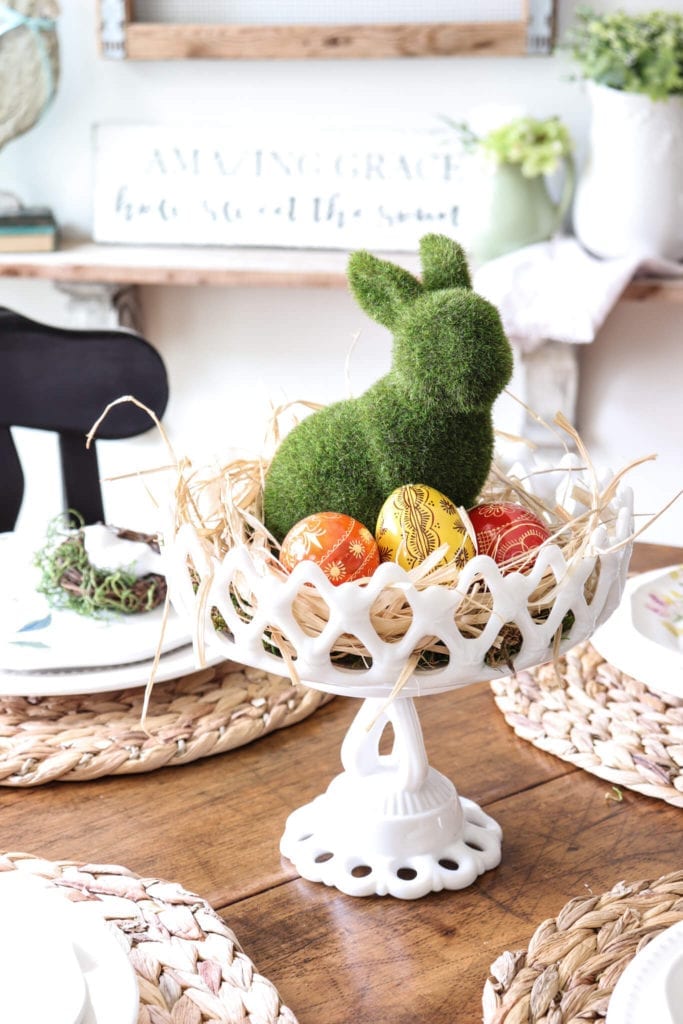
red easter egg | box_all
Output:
[467,502,550,573]
[280,512,380,586]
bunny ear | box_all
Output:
[348,250,422,330]
[420,234,472,291]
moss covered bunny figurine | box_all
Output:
[263,234,513,541]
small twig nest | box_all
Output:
[35,513,167,616]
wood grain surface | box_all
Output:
[2,541,681,1023]
[0,242,682,300]
[120,21,527,61]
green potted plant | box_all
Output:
[568,7,683,101]
[567,7,683,259]
[447,115,575,264]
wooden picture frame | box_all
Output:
[99,1,554,61]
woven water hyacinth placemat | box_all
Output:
[483,870,683,1023]
[0,851,298,1024]
[490,640,683,808]
[0,662,332,786]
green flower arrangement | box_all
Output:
[445,115,573,178]
[567,7,683,101]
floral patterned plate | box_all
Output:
[591,565,683,699]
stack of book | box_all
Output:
[0,207,58,252]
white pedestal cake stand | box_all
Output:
[165,480,633,900]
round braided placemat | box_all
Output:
[0,851,298,1024]
[490,641,683,807]
[0,663,332,786]
[483,870,683,1023]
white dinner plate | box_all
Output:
[0,531,192,672]
[0,872,139,1024]
[606,919,683,1024]
[0,642,225,697]
[591,565,683,699]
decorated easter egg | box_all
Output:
[467,502,550,573]
[280,511,380,585]
[375,483,475,571]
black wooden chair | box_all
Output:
[0,307,169,532]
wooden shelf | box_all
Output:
[0,241,412,289]
[0,240,681,300]
[619,277,683,302]
[116,19,529,60]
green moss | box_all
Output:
[418,231,472,291]
[263,234,513,541]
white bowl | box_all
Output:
[164,475,634,698]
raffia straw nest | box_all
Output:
[157,397,645,676]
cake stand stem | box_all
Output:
[280,695,502,899]
[340,694,428,790]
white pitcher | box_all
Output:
[573,81,683,260]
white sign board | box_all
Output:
[93,123,463,251]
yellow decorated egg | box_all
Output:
[280,511,380,586]
[375,484,476,571]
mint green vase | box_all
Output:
[458,155,575,265]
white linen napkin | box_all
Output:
[473,236,683,354]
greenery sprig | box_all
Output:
[35,512,167,617]
[567,7,683,100]
[443,115,573,178]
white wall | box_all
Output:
[2,1,681,545]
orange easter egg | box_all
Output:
[280,512,380,586]
[467,502,550,573]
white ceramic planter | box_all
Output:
[573,82,683,260]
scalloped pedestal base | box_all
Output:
[280,767,502,900]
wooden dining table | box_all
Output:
[1,541,681,1024]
